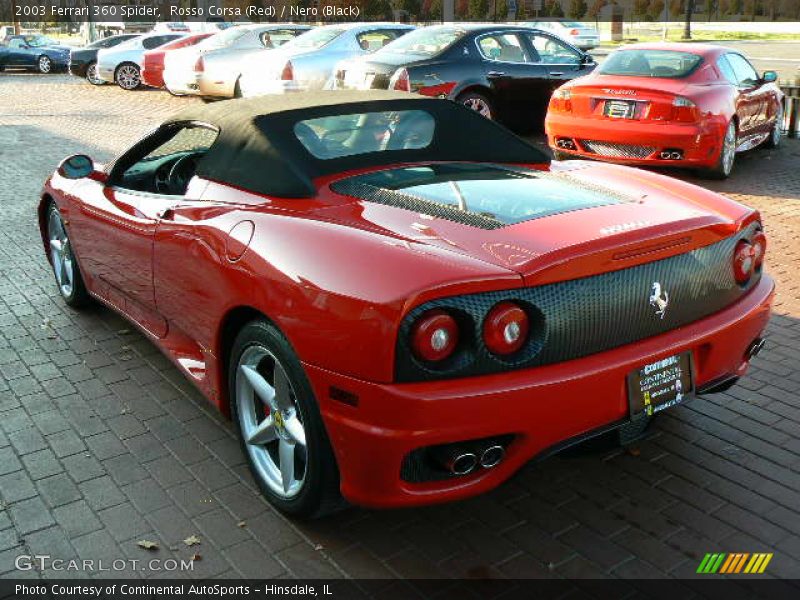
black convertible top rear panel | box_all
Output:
[166,91,548,198]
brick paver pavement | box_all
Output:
[0,74,799,587]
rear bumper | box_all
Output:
[239,76,305,98]
[309,274,774,508]
[142,65,164,88]
[546,112,721,168]
[197,72,236,98]
[68,59,89,77]
[162,70,201,95]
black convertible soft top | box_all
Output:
[167,90,549,198]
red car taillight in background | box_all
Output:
[280,61,294,81]
[483,302,529,356]
[411,310,459,362]
[569,29,581,36]
[390,67,411,92]
[194,56,205,73]
[550,88,572,112]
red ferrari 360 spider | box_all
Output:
[40,91,773,517]
[546,43,784,178]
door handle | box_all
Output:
[549,71,565,76]
[487,71,506,78]
[158,207,175,220]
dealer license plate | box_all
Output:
[604,99,636,119]
[627,352,693,418]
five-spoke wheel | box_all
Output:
[47,203,89,307]
[236,345,307,498]
[230,320,342,517]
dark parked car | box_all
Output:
[69,34,140,85]
[333,24,595,132]
[0,34,71,74]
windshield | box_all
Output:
[285,27,345,51]
[599,49,703,78]
[198,26,248,49]
[377,27,465,57]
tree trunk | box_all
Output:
[682,0,695,40]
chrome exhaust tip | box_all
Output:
[660,151,671,159]
[480,445,505,468]
[450,453,479,475]
[746,337,766,359]
[670,152,682,160]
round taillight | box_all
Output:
[733,240,756,284]
[483,302,529,355]
[194,56,204,72]
[411,310,459,362]
[752,231,767,270]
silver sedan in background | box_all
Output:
[96,32,186,89]
[162,23,311,98]
[238,23,414,98]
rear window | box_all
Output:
[598,49,703,78]
[378,27,465,57]
[294,110,435,160]
[286,27,345,51]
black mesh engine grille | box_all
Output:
[395,225,761,382]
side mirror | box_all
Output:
[582,54,595,66]
[57,154,95,180]
[762,71,778,83]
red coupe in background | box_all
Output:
[546,43,784,178]
[40,92,773,517]
[142,32,212,88]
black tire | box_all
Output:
[37,55,52,74]
[761,103,783,149]
[114,62,141,90]
[456,91,494,120]
[46,202,91,308]
[229,319,344,518]
[699,120,736,180]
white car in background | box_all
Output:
[96,32,185,89]
[524,20,599,50]
[238,22,414,98]
[162,23,309,98]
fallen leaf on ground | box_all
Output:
[626,446,641,457]
[237,521,246,528]
[191,553,202,561]
[183,535,201,547]
[137,540,159,551]
[314,544,323,551]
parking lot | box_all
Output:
[1,73,799,589]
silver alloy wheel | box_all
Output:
[116,64,140,90]
[38,56,52,74]
[47,209,74,298]
[772,104,783,146]
[236,345,307,498]
[86,63,102,85]
[462,97,492,119]
[722,121,736,176]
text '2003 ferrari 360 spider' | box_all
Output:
[40,91,773,517]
